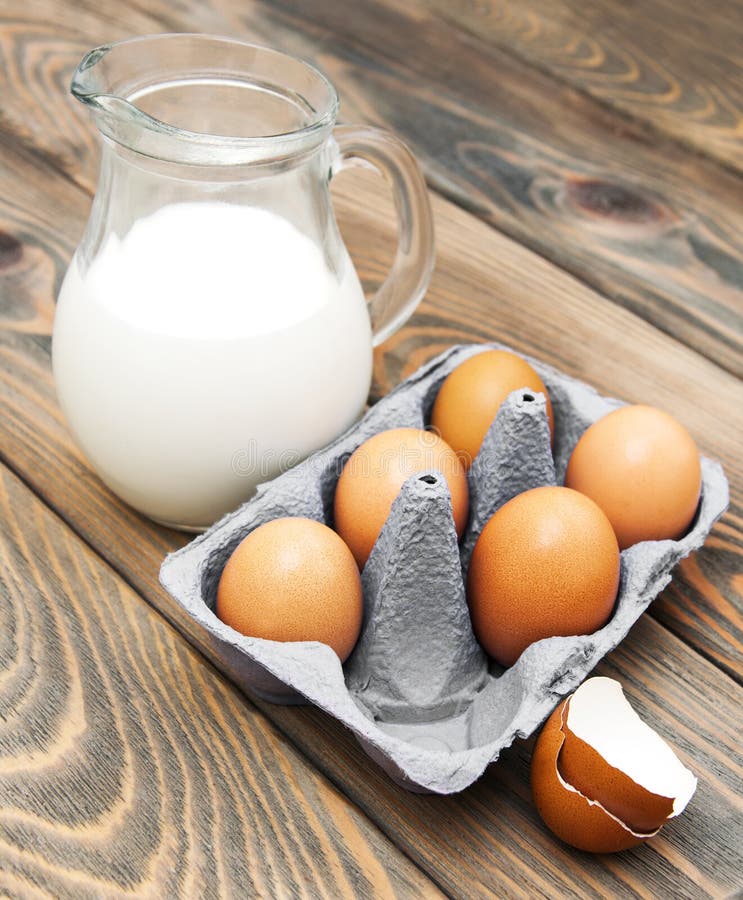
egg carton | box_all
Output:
[159,343,729,794]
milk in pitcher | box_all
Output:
[53,201,373,528]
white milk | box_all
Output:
[53,201,372,528]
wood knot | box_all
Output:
[0,230,23,269]
[565,179,661,225]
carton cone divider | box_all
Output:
[462,389,556,569]
[346,472,488,723]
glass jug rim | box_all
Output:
[71,33,340,167]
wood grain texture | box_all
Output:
[261,0,743,376]
[0,1,742,896]
[2,0,739,374]
[0,463,440,899]
[422,0,743,174]
[0,141,740,900]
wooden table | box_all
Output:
[1,1,741,896]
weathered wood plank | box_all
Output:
[0,2,741,894]
[0,463,441,899]
[2,273,741,900]
[422,0,743,174]
[264,0,743,374]
[1,0,739,374]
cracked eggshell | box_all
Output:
[531,677,697,852]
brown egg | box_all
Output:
[467,487,619,666]
[334,427,469,568]
[531,677,697,853]
[431,349,554,468]
[565,404,701,550]
[216,517,363,662]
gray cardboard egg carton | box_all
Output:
[160,343,729,794]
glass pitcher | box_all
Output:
[52,34,434,531]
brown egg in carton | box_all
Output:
[160,343,729,793]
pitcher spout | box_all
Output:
[69,34,338,167]
[71,43,115,106]
[71,42,153,143]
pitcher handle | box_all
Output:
[331,125,435,347]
